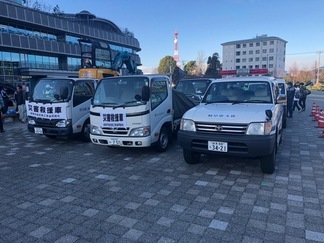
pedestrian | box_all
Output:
[0,93,5,132]
[14,85,28,123]
[292,84,301,112]
[286,82,295,118]
[1,87,9,114]
[298,82,308,111]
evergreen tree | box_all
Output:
[205,53,222,78]
[158,56,177,75]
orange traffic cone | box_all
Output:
[316,110,324,128]
[313,107,321,121]
[310,103,319,116]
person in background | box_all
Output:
[292,84,301,112]
[0,93,5,132]
[286,82,295,118]
[15,85,28,123]
[298,82,307,111]
[1,87,9,114]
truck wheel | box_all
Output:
[260,146,276,174]
[156,126,169,152]
[183,149,201,164]
[282,116,286,129]
[80,120,91,142]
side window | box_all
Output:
[151,79,167,110]
[73,82,95,107]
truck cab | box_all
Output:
[27,78,97,141]
[177,75,284,174]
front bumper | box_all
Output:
[90,134,152,147]
[177,130,275,158]
[28,124,73,137]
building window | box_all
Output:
[236,44,241,48]
[256,50,260,54]
[256,42,260,46]
[270,40,274,45]
[255,65,259,69]
[262,57,267,61]
[249,65,253,69]
[255,57,260,61]
[249,50,253,54]
[262,64,267,68]
[269,64,273,68]
[249,43,253,47]
[236,59,240,63]
[269,48,274,53]
[263,41,267,46]
[236,51,240,56]
[242,44,246,48]
[242,66,246,68]
[242,51,246,55]
[249,58,253,62]
[236,66,240,69]
[242,58,246,62]
[262,49,267,53]
[269,56,274,61]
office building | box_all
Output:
[221,35,287,77]
[0,0,141,85]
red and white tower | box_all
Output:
[174,32,181,67]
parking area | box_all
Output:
[1,92,324,243]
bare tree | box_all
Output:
[289,62,299,84]
[195,51,206,76]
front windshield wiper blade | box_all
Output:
[248,100,270,103]
[204,100,230,104]
[32,99,52,103]
[112,100,142,109]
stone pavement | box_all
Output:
[0,92,324,243]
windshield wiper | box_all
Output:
[112,100,142,109]
[204,100,230,104]
[248,100,270,103]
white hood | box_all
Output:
[183,103,274,123]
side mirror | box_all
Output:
[142,86,150,101]
[265,109,272,120]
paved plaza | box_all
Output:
[0,92,324,243]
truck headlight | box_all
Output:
[129,126,150,137]
[246,121,272,135]
[56,119,71,128]
[28,118,36,125]
[90,125,101,135]
[180,119,196,131]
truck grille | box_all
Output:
[102,127,130,135]
[195,122,248,135]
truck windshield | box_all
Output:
[93,76,149,107]
[31,79,73,103]
[202,81,272,104]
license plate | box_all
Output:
[108,138,120,146]
[208,141,228,152]
[34,127,43,134]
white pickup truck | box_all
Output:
[177,75,284,174]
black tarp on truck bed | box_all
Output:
[173,89,196,120]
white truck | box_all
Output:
[27,77,97,141]
[89,74,195,151]
[177,72,284,174]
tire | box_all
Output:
[80,120,91,142]
[183,149,201,164]
[156,126,169,152]
[282,116,286,129]
[260,141,276,174]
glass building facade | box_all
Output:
[0,0,142,86]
